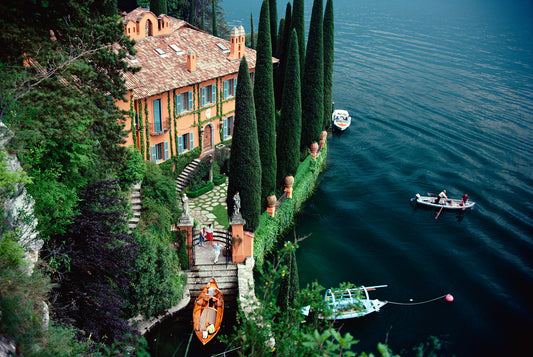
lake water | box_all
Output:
[149,0,533,355]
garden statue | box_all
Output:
[182,193,190,217]
[233,192,241,216]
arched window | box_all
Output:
[145,19,153,37]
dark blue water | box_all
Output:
[149,1,533,355]
[231,0,533,355]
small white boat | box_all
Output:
[414,193,475,210]
[302,285,388,320]
[332,109,351,131]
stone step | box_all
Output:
[131,204,142,211]
[129,216,140,224]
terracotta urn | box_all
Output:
[267,194,277,208]
[266,194,277,217]
[319,131,327,149]
[284,175,294,188]
[284,176,294,199]
[309,142,319,159]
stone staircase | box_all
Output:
[128,182,142,233]
[185,263,238,297]
[175,158,201,194]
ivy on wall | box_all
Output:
[138,100,145,160]
[130,93,137,150]
[144,98,150,160]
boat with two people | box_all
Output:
[302,284,388,320]
[192,277,224,345]
[331,109,352,131]
[413,193,475,210]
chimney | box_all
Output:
[187,51,197,72]
[228,26,246,61]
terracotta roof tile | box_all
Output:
[123,16,275,100]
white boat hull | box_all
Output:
[332,109,351,131]
[414,194,475,210]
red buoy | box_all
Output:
[446,294,454,302]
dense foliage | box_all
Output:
[301,0,325,151]
[277,29,303,190]
[227,57,262,231]
[323,0,335,130]
[128,162,185,318]
[254,0,278,205]
[51,179,139,344]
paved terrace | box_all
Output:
[187,181,230,265]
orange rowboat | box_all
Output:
[192,277,224,345]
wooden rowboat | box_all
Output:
[414,193,475,210]
[193,277,224,345]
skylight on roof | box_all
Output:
[169,44,182,52]
[216,43,230,52]
[154,48,166,55]
[126,54,138,63]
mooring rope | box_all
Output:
[386,294,451,306]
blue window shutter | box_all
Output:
[153,99,162,132]
[201,87,206,106]
[178,135,184,154]
[189,131,194,150]
[223,81,228,99]
[150,145,156,162]
[233,78,237,96]
[164,141,169,160]
[211,84,216,103]
[223,117,228,140]
[188,91,193,110]
[229,116,233,136]
[176,94,182,114]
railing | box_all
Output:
[149,118,171,135]
[191,228,232,266]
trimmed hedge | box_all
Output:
[185,180,215,198]
[253,142,327,266]
[213,174,227,186]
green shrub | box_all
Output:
[118,147,145,190]
[213,174,226,186]
[185,181,214,198]
[188,156,213,187]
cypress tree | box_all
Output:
[301,0,324,151]
[226,57,262,231]
[269,0,278,55]
[250,12,255,49]
[212,0,218,36]
[277,29,301,187]
[274,2,292,110]
[254,0,277,205]
[323,0,334,130]
[150,0,167,15]
[291,0,305,86]
[189,0,195,26]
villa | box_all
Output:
[116,8,271,163]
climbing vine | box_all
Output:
[130,93,138,150]
[144,98,150,160]
[138,100,145,160]
[167,91,174,157]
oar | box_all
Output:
[435,206,444,219]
